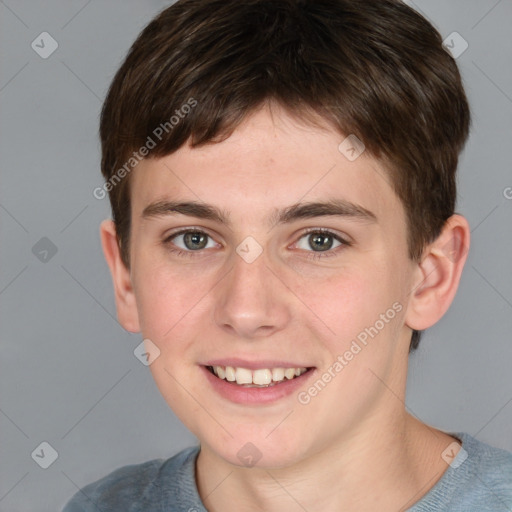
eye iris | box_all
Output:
[184,232,208,250]
[309,233,333,251]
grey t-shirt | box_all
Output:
[62,432,512,511]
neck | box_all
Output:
[195,411,456,512]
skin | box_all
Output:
[101,103,470,511]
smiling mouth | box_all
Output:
[206,365,313,387]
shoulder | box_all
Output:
[61,445,201,512]
[411,432,512,511]
[458,432,512,499]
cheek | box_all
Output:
[132,260,210,346]
[292,271,405,435]
[301,263,406,397]
[300,265,397,339]
[135,264,210,423]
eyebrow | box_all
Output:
[141,198,377,228]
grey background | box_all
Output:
[0,0,511,510]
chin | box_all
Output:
[199,427,310,470]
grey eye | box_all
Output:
[296,232,342,252]
[171,231,216,251]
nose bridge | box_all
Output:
[214,245,289,338]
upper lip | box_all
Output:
[202,358,314,370]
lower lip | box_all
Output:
[201,366,316,405]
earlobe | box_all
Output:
[405,214,470,332]
[99,219,141,333]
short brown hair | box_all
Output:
[99,0,471,350]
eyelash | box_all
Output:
[163,227,351,260]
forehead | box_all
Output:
[130,106,404,230]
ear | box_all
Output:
[405,214,470,331]
[99,219,140,333]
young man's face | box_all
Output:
[120,105,419,467]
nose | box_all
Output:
[213,248,291,340]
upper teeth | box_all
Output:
[211,366,308,386]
